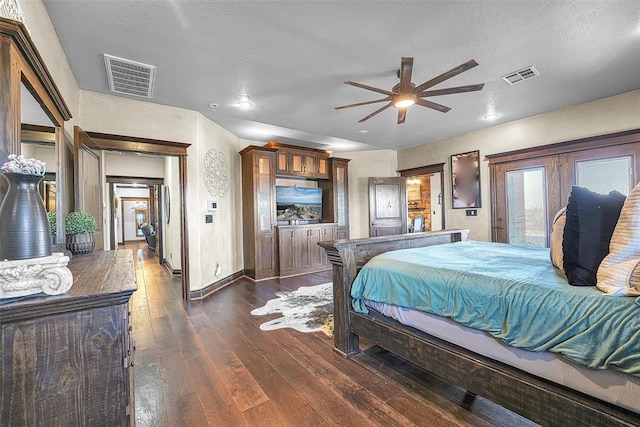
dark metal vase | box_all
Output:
[0,173,52,261]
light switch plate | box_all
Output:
[466,209,478,217]
[205,215,213,223]
[207,201,218,212]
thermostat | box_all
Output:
[208,201,219,212]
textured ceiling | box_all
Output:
[41,1,640,151]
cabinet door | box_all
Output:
[278,228,297,276]
[303,154,317,175]
[255,154,275,233]
[320,225,337,266]
[335,163,348,236]
[290,152,317,176]
[295,228,312,269]
[317,157,329,179]
[308,227,324,269]
[291,152,305,175]
[257,233,276,276]
[276,151,289,175]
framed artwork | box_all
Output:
[451,150,481,208]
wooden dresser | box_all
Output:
[0,250,137,426]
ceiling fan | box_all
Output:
[336,58,484,124]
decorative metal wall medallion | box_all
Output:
[203,149,229,198]
[0,0,25,23]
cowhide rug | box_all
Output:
[250,282,333,337]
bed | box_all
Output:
[319,230,640,426]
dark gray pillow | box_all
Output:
[563,186,626,286]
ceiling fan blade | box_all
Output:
[416,98,451,113]
[397,108,407,124]
[399,57,413,94]
[358,102,393,123]
[414,59,479,92]
[344,81,395,96]
[419,83,485,98]
[335,96,392,110]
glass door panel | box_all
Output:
[576,156,632,195]
[506,168,547,247]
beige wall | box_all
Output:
[397,89,640,241]
[104,152,165,178]
[79,91,197,142]
[339,149,398,238]
[189,113,244,291]
[163,156,182,271]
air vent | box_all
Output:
[104,54,156,98]
[501,66,540,85]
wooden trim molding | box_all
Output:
[0,17,71,121]
[86,131,190,156]
[398,162,445,176]
[486,128,640,165]
[265,140,330,155]
[179,155,189,301]
[106,175,164,185]
[0,17,72,121]
[162,259,181,275]
[189,270,244,301]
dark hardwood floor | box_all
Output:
[123,242,535,426]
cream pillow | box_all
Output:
[549,207,566,269]
[597,182,640,296]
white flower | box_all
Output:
[1,154,46,175]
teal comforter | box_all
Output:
[351,241,640,375]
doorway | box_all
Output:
[399,163,446,232]
[108,177,167,266]
[77,128,191,300]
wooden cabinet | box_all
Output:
[243,143,349,280]
[0,250,137,426]
[277,223,337,277]
[241,146,278,280]
[266,142,329,179]
[320,158,350,239]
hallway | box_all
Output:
[123,242,531,426]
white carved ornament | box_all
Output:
[0,253,73,299]
[203,149,229,198]
[0,0,25,23]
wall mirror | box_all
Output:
[0,18,73,243]
[21,83,58,212]
[134,207,148,237]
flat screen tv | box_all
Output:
[276,186,322,221]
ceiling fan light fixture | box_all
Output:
[393,93,416,108]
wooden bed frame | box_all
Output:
[319,230,640,426]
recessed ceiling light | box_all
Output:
[208,103,220,109]
[358,129,368,134]
[235,100,254,109]
[483,113,500,121]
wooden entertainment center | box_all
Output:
[241,143,349,280]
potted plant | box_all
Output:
[47,211,56,238]
[0,154,52,260]
[65,211,97,254]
